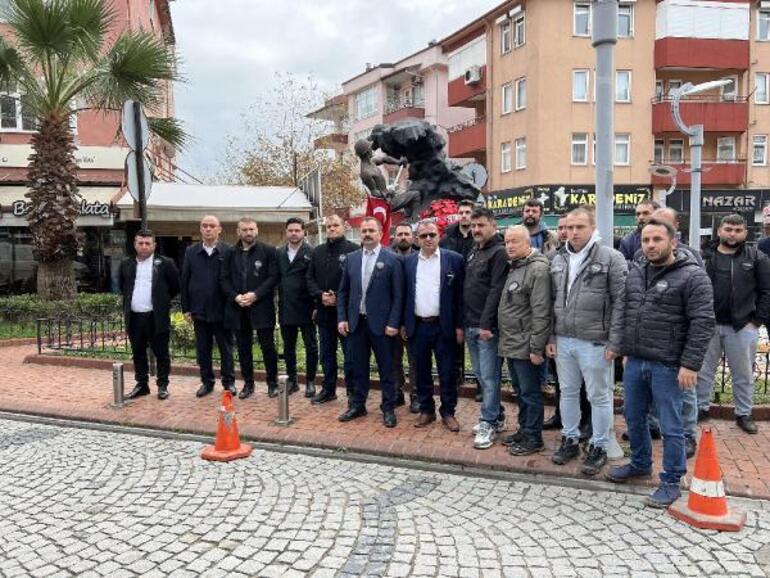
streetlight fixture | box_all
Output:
[648,164,677,208]
[669,78,732,250]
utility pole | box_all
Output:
[592,0,617,248]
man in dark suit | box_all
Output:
[306,214,359,405]
[337,216,404,427]
[118,229,180,400]
[277,217,318,398]
[221,217,280,399]
[403,220,465,432]
[181,215,235,398]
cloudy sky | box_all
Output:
[169,0,501,180]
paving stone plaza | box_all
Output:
[1,418,770,577]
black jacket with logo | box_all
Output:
[220,239,279,330]
[622,250,715,370]
[462,233,508,331]
[702,240,770,330]
[306,236,359,322]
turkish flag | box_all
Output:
[366,195,392,245]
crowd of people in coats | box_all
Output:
[116,195,770,509]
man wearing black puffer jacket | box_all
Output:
[696,214,770,434]
[606,219,715,509]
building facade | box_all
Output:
[0,0,176,293]
[441,0,770,237]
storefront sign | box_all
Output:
[0,145,129,170]
[485,184,653,217]
[702,193,756,210]
[6,199,112,219]
[667,190,763,213]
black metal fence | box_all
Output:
[32,313,770,405]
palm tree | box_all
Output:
[0,0,185,300]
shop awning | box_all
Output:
[114,183,313,223]
[0,186,117,227]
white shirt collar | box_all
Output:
[419,247,440,261]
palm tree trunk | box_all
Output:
[26,114,79,301]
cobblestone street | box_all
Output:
[1,418,770,577]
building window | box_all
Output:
[572,133,588,165]
[615,133,630,166]
[654,139,664,164]
[573,70,589,102]
[669,139,684,163]
[515,137,526,170]
[515,77,526,111]
[502,83,513,115]
[616,70,631,103]
[355,86,378,120]
[655,80,664,101]
[717,137,736,162]
[513,13,526,47]
[574,3,591,36]
[501,141,512,173]
[149,0,155,27]
[501,20,512,54]
[759,9,770,41]
[668,80,682,97]
[753,135,768,166]
[721,78,737,102]
[618,4,633,38]
[756,73,769,104]
[0,82,36,132]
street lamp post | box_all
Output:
[592,0,618,248]
[669,79,732,250]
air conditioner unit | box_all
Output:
[464,65,482,85]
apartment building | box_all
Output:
[441,0,770,236]
[310,42,475,190]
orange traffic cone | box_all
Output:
[668,428,745,532]
[201,391,253,462]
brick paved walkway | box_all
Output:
[3,345,770,500]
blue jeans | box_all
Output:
[466,327,503,424]
[507,358,544,443]
[696,324,758,417]
[554,337,613,449]
[624,357,686,485]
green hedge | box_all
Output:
[0,293,122,338]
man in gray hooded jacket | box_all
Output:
[546,207,628,476]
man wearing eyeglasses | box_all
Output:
[402,220,465,432]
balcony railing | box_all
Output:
[384,97,425,116]
[652,95,749,134]
[650,159,746,186]
[447,116,486,133]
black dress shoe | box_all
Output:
[409,396,420,414]
[395,391,406,407]
[305,381,316,398]
[157,385,169,400]
[312,389,337,405]
[126,384,150,400]
[268,383,279,398]
[542,414,562,430]
[239,384,254,400]
[287,378,299,395]
[383,411,397,428]
[196,384,214,398]
[737,415,759,434]
[339,407,367,422]
[224,384,238,397]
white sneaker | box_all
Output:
[473,421,495,449]
[472,417,506,435]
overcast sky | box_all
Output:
[170,0,501,180]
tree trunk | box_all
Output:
[37,258,77,301]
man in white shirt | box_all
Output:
[118,230,180,400]
[402,220,465,432]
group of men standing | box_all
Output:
[116,195,770,508]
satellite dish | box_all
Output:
[461,162,488,189]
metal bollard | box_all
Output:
[111,362,125,408]
[274,374,294,426]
